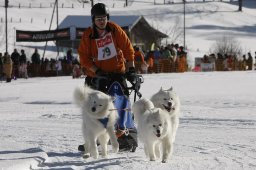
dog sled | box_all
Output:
[78,72,144,152]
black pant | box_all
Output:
[85,73,129,96]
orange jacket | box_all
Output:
[134,51,145,63]
[78,21,134,77]
[147,52,154,68]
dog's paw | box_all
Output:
[101,153,108,158]
[149,158,156,161]
[91,154,99,159]
[112,142,119,153]
[149,155,156,161]
[82,153,90,159]
[90,150,99,159]
[162,159,167,163]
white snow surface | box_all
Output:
[0,71,256,170]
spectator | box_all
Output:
[19,49,28,78]
[247,52,253,70]
[215,53,224,71]
[19,49,27,64]
[254,56,256,70]
[0,53,3,80]
[145,50,154,73]
[153,47,162,73]
[65,49,74,74]
[227,55,233,71]
[177,46,187,72]
[66,49,74,64]
[134,46,146,73]
[161,46,172,60]
[11,49,20,79]
[254,52,256,70]
[31,48,40,64]
[242,55,247,70]
[72,64,82,78]
[3,52,13,83]
[55,59,62,76]
[167,44,177,72]
[202,55,210,63]
[168,44,177,62]
[31,48,41,77]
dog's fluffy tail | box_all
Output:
[132,98,154,124]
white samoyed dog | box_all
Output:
[74,86,119,159]
[151,87,181,143]
[132,98,173,163]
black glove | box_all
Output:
[95,68,105,76]
[126,67,137,83]
[128,67,136,74]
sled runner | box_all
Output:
[78,73,143,152]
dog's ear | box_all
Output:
[73,87,85,107]
[167,87,173,91]
[156,109,161,116]
[159,87,163,92]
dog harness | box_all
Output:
[98,117,109,128]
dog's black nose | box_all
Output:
[91,107,96,112]
[157,130,160,134]
[168,101,172,107]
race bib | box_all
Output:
[96,33,117,61]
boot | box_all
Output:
[6,78,11,83]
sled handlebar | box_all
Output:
[125,73,144,102]
[90,73,144,102]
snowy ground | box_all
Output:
[1,0,256,67]
[0,71,256,170]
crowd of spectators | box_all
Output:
[198,51,255,71]
[0,48,82,83]
[1,46,255,83]
[133,43,188,74]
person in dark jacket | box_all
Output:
[19,49,27,64]
[11,49,20,79]
[19,49,28,78]
[247,52,253,70]
[31,48,41,77]
[31,48,40,64]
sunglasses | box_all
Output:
[95,16,107,22]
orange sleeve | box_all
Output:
[110,22,134,62]
[78,28,94,70]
